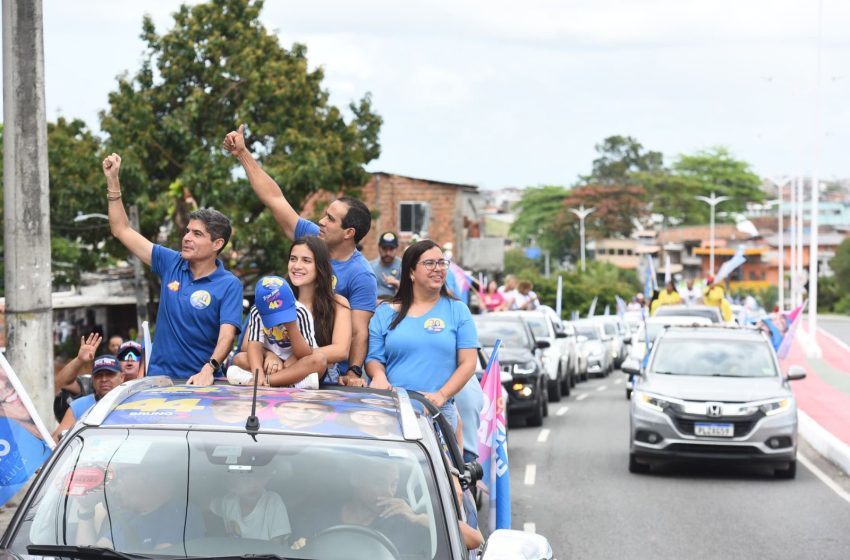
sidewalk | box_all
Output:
[782,326,850,475]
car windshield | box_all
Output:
[602,323,617,336]
[575,326,599,340]
[476,319,531,349]
[649,339,778,377]
[654,307,721,323]
[14,428,448,560]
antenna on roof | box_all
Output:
[245,368,261,436]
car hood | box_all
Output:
[484,346,534,364]
[641,374,789,402]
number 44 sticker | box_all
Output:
[116,398,203,413]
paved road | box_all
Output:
[506,372,850,560]
[818,314,850,347]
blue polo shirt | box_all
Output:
[150,245,243,379]
[294,219,377,313]
[70,394,97,420]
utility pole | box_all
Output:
[128,205,149,335]
[695,192,730,276]
[3,0,54,422]
[569,205,595,273]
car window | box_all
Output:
[475,319,531,349]
[575,326,599,340]
[649,339,778,377]
[603,323,617,336]
[15,428,449,560]
[525,318,549,338]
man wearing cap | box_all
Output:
[223,125,376,385]
[370,232,402,302]
[52,356,124,442]
[227,277,326,388]
[103,154,243,385]
[117,341,145,381]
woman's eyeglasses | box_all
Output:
[417,259,451,271]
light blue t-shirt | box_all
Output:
[366,297,480,393]
[370,257,402,299]
[70,393,97,420]
[150,245,244,379]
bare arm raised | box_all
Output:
[223,125,300,240]
[103,154,153,265]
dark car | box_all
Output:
[2,378,554,560]
[474,314,549,427]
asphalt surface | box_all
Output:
[505,372,850,560]
[818,314,850,346]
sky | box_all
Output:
[11,0,850,190]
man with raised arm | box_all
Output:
[222,126,377,386]
[103,154,243,385]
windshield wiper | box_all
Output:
[27,545,151,560]
[651,371,681,375]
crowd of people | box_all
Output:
[628,275,733,322]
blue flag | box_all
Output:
[0,353,54,506]
[477,340,511,529]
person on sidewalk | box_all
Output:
[223,125,376,385]
[370,232,402,302]
[103,154,243,385]
[52,356,124,442]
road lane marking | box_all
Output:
[597,385,607,391]
[800,453,850,505]
[576,393,588,401]
[614,378,623,385]
[556,406,569,416]
[524,464,536,485]
[537,429,551,443]
[523,522,536,534]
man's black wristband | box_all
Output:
[346,365,364,377]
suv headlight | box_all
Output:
[759,398,791,416]
[635,392,672,413]
[513,361,537,374]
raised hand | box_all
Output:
[222,124,247,157]
[77,333,102,363]
[102,153,121,183]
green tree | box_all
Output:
[672,146,764,217]
[582,135,663,184]
[557,184,648,239]
[510,185,577,261]
[99,0,382,281]
[830,237,850,295]
[630,170,705,227]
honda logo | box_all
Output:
[706,403,723,417]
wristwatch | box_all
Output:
[208,357,221,371]
[346,365,364,377]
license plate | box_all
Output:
[694,422,734,437]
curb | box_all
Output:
[798,409,850,476]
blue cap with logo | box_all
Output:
[255,276,297,328]
[92,355,122,375]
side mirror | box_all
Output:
[482,529,554,560]
[535,339,551,349]
[621,358,639,375]
[623,336,632,345]
[786,365,806,381]
[555,331,568,339]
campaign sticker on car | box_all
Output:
[694,422,734,437]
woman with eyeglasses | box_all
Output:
[365,240,480,428]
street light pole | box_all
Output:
[569,205,595,272]
[770,177,793,311]
[694,192,730,275]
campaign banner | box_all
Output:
[0,353,55,506]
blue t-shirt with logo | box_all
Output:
[366,297,479,393]
[70,394,97,420]
[150,245,243,379]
